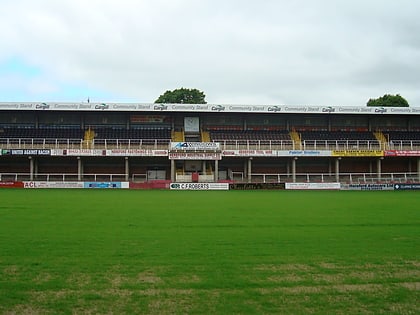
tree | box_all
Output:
[155,88,207,104]
[367,94,409,107]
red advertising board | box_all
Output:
[0,181,24,188]
[385,150,420,157]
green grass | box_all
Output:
[0,189,419,314]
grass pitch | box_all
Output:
[0,189,419,314]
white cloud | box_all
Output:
[0,0,419,105]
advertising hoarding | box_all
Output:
[169,183,229,190]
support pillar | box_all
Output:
[247,158,252,183]
[29,156,34,181]
[335,158,340,182]
[214,159,219,182]
[377,158,382,181]
[34,158,38,179]
[292,157,297,183]
[77,157,83,181]
[417,158,420,182]
[125,157,129,181]
[202,160,207,174]
[243,160,247,181]
[171,159,175,182]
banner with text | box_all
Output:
[170,182,229,190]
[0,181,24,188]
[332,150,384,157]
[222,150,278,157]
[62,149,106,156]
[1,149,51,156]
[341,183,395,191]
[2,102,420,115]
[384,150,420,157]
[278,150,332,157]
[106,149,168,156]
[170,142,220,151]
[394,183,420,190]
[84,182,129,189]
[23,181,84,189]
[285,182,341,190]
[169,152,222,160]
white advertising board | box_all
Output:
[285,182,341,190]
[169,183,229,190]
[1,102,420,115]
[222,150,278,157]
[169,152,222,160]
[171,142,220,151]
[106,149,168,156]
[341,183,395,191]
[23,181,84,189]
[64,149,105,156]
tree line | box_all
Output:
[155,88,409,107]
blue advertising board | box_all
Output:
[84,182,122,189]
[394,184,420,190]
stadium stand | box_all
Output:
[0,104,419,185]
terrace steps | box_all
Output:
[289,129,302,149]
[374,131,388,149]
[83,128,95,149]
[172,130,184,142]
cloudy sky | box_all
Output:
[0,0,419,106]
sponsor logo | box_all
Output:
[374,107,387,113]
[154,104,168,111]
[171,142,220,150]
[36,103,50,110]
[95,103,109,110]
[211,105,225,111]
[268,106,281,112]
[322,106,335,113]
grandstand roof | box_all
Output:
[0,102,419,115]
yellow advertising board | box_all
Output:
[332,150,384,157]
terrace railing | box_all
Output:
[0,138,170,150]
[215,140,294,150]
[388,140,420,150]
[0,173,127,182]
[301,140,382,150]
[1,137,420,151]
[248,172,420,184]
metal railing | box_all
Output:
[1,137,420,151]
[0,173,127,182]
[215,140,294,150]
[388,140,420,150]
[0,138,170,150]
[301,140,382,150]
[247,172,419,184]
